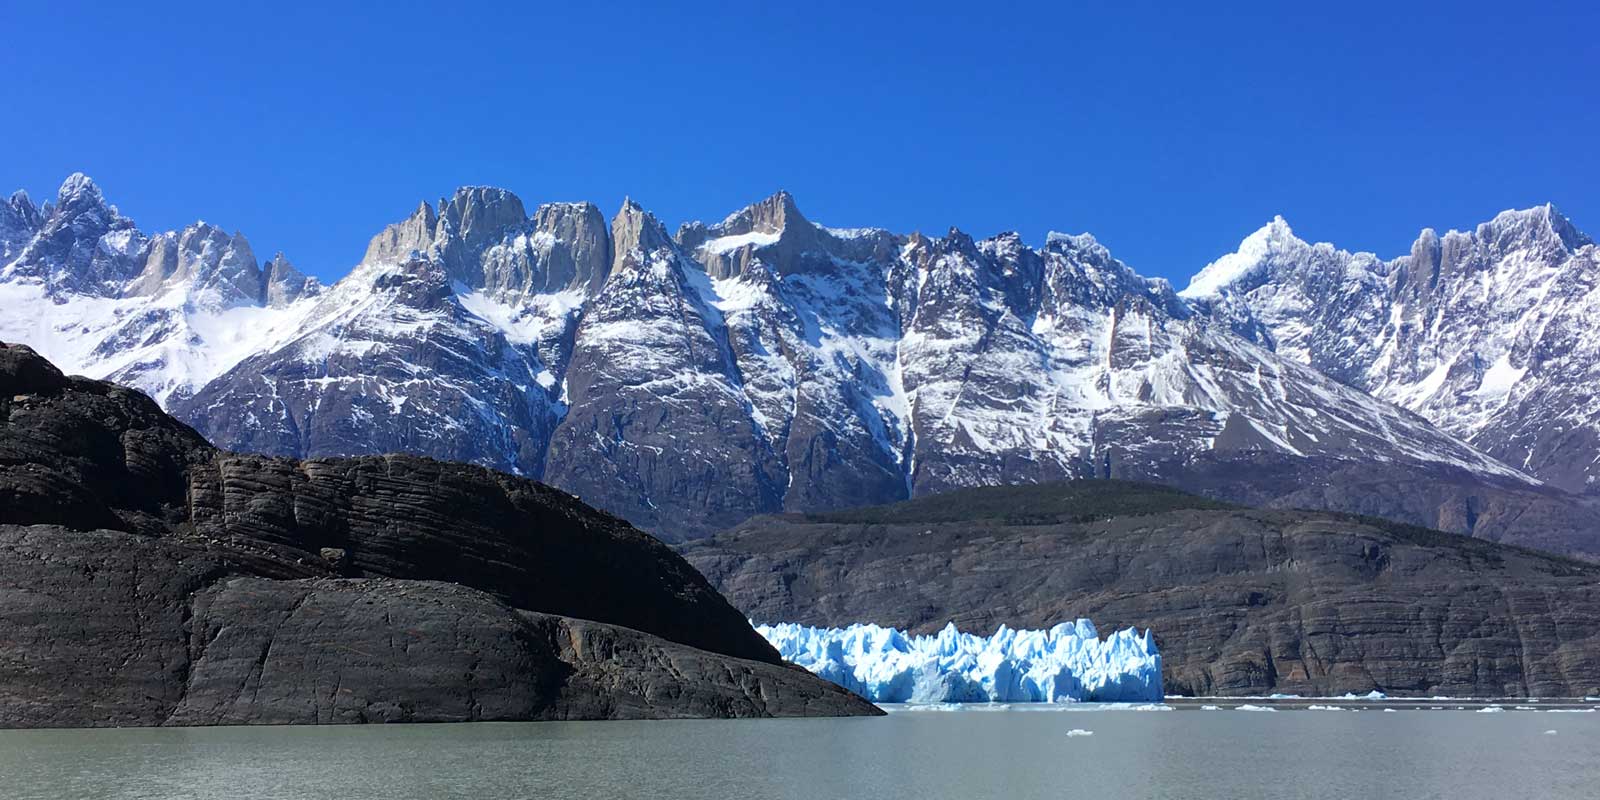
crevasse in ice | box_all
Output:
[755,620,1162,703]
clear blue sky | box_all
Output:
[4,1,1596,284]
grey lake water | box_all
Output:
[2,704,1597,800]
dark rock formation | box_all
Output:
[682,481,1600,698]
[0,343,878,726]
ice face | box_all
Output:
[755,620,1162,703]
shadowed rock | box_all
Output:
[0,342,878,726]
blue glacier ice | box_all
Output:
[755,620,1162,703]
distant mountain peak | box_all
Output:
[1474,203,1591,252]
[612,196,672,255]
[56,171,105,208]
[1180,215,1309,298]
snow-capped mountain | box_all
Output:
[0,174,320,404]
[1183,206,1600,496]
[4,174,1596,551]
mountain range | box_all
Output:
[3,174,1597,553]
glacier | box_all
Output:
[755,620,1162,704]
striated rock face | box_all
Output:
[5,174,1598,554]
[681,481,1600,698]
[0,343,878,726]
[1183,207,1600,497]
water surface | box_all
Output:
[2,705,1595,799]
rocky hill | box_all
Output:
[0,343,877,726]
[4,175,1598,555]
[681,481,1600,698]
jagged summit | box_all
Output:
[1180,215,1316,299]
[1188,205,1587,301]
[54,171,106,209]
[611,195,673,256]
[1472,202,1591,253]
[1185,202,1600,497]
[711,189,802,231]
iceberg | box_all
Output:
[754,620,1161,703]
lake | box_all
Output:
[2,704,1596,799]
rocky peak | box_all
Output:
[528,202,612,294]
[611,197,673,261]
[4,173,145,292]
[939,226,977,254]
[1043,230,1110,261]
[362,200,440,266]
[126,223,264,307]
[1042,230,1185,317]
[4,190,40,230]
[51,172,109,217]
[436,186,528,255]
[1399,227,1443,294]
[1472,203,1591,256]
[691,191,839,279]
[978,231,1044,315]
[1394,205,1589,301]
[0,191,42,264]
[263,252,318,307]
[1181,215,1309,299]
[721,189,804,235]
[674,219,709,251]
[471,200,613,297]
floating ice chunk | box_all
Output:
[1544,730,1558,735]
[1477,706,1505,713]
[1382,708,1398,713]
[1235,704,1278,712]
[1307,705,1345,711]
[1066,729,1094,737]
[755,620,1162,703]
[1339,690,1387,701]
[1201,705,1222,711]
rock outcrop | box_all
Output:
[681,481,1600,698]
[0,343,878,726]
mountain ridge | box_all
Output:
[1183,204,1600,496]
[4,173,1597,553]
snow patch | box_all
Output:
[701,230,781,254]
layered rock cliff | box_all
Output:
[681,481,1600,697]
[0,343,878,726]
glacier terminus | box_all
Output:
[756,621,1162,704]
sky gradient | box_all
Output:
[4,1,1597,284]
